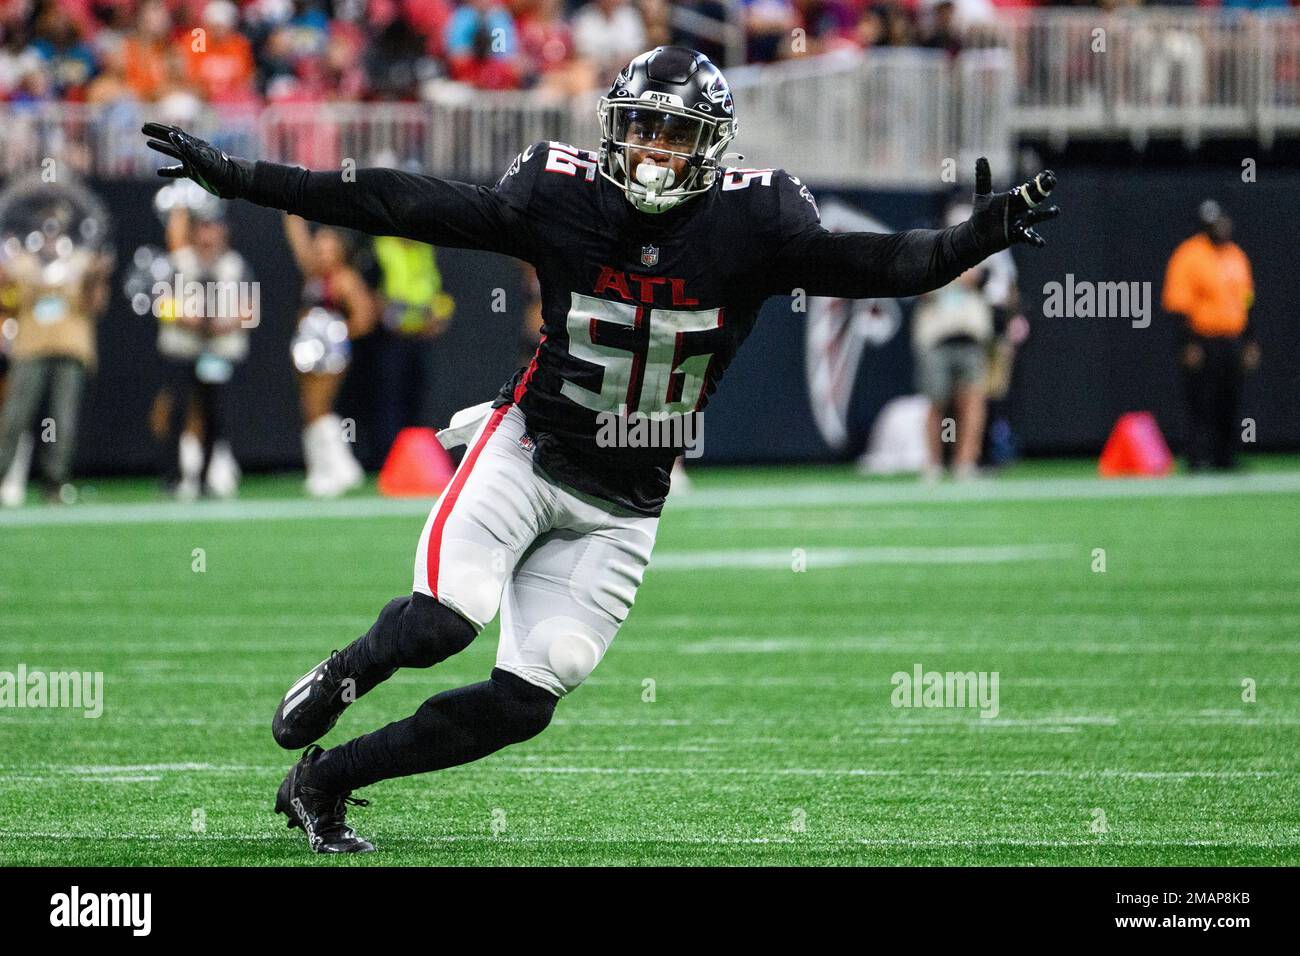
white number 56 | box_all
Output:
[560,293,721,417]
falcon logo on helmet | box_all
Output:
[597,46,739,215]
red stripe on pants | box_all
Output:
[513,339,543,404]
[426,403,511,599]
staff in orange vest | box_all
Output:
[1161,200,1259,472]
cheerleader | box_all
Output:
[284,213,377,497]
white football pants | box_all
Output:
[413,403,658,697]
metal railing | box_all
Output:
[970,9,1300,147]
[260,91,591,180]
[0,52,982,188]
[727,49,954,186]
[3,10,1300,187]
[0,101,259,180]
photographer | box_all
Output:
[0,188,112,505]
[154,201,252,498]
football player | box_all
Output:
[142,46,1059,853]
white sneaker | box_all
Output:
[331,439,364,493]
[303,418,343,498]
[0,481,24,507]
[173,477,201,502]
[206,441,241,499]
[322,414,364,493]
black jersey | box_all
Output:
[246,143,1004,515]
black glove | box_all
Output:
[142,123,254,199]
[969,157,1060,250]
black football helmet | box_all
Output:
[598,46,738,214]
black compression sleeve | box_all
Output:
[774,220,1001,300]
[244,161,533,258]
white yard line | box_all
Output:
[650,544,1072,570]
[0,763,1286,779]
[669,471,1300,510]
[0,831,1292,849]
[2,471,1298,528]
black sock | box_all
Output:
[308,668,558,793]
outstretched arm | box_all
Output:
[142,124,537,261]
[282,213,319,276]
[338,269,379,339]
[249,162,532,257]
[772,160,1059,300]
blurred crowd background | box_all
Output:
[3,0,1298,107]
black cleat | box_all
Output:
[272,650,354,750]
[274,745,375,853]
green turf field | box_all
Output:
[2,459,1298,865]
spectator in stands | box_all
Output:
[572,0,646,82]
[640,0,672,50]
[445,0,522,88]
[397,0,454,58]
[0,36,29,104]
[183,0,257,103]
[855,5,886,50]
[6,50,52,105]
[257,24,302,95]
[365,0,444,100]
[322,27,369,99]
[874,3,917,48]
[86,32,145,171]
[920,1,963,57]
[670,1,729,65]
[1162,199,1259,473]
[855,3,917,51]
[938,0,999,28]
[28,2,97,100]
[86,33,135,106]
[797,0,863,55]
[266,21,368,101]
[153,47,205,125]
[741,0,799,63]
[124,0,173,102]
[517,0,597,94]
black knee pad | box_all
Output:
[395,593,478,668]
[489,667,558,743]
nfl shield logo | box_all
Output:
[640,244,659,267]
